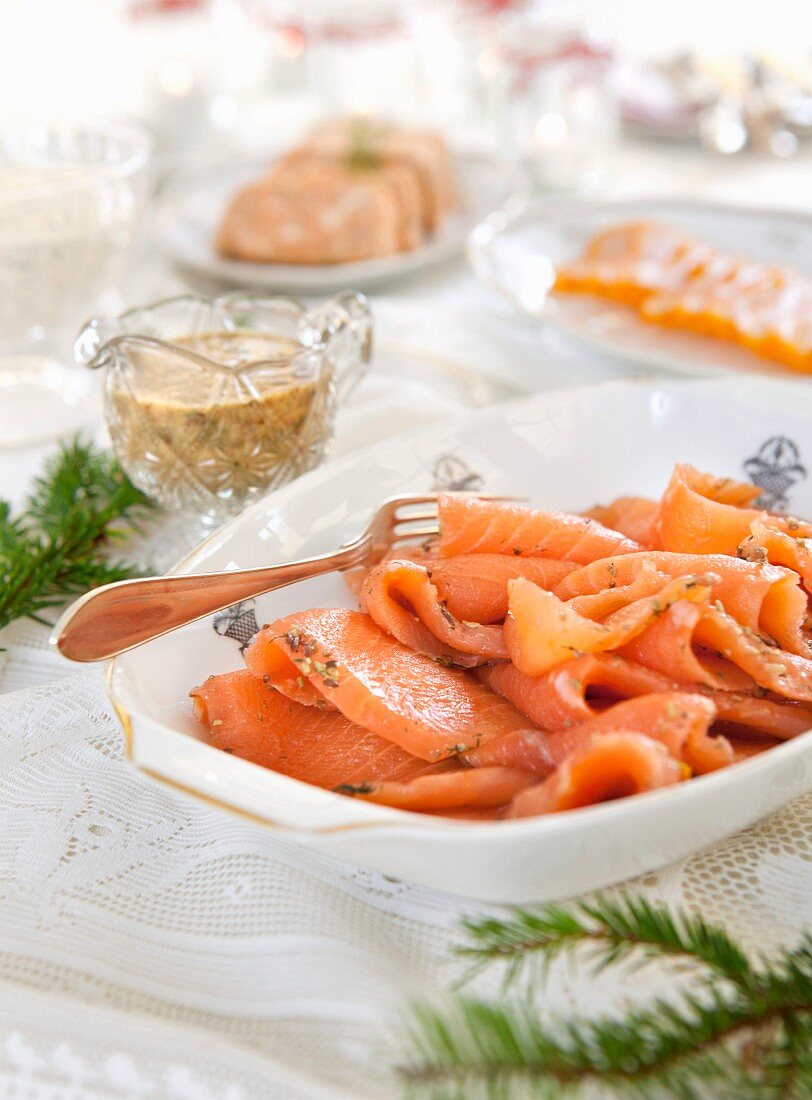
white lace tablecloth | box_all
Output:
[1,277,811,1099]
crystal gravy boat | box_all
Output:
[75,291,372,521]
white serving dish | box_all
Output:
[156,150,521,292]
[109,376,812,903]
[468,197,812,378]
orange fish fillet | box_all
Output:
[339,766,535,812]
[566,566,671,619]
[712,694,812,741]
[619,601,757,691]
[509,733,685,817]
[742,519,812,595]
[429,554,576,623]
[478,638,812,744]
[584,496,658,543]
[543,693,730,775]
[554,222,710,306]
[191,669,451,786]
[695,606,812,702]
[556,549,809,655]
[505,572,715,677]
[361,559,507,665]
[466,692,728,776]
[478,653,677,731]
[192,669,536,814]
[646,464,812,555]
[438,495,640,563]
[244,608,537,761]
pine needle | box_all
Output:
[404,893,812,1098]
[0,437,152,633]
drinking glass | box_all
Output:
[0,115,151,447]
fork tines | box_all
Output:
[387,492,522,547]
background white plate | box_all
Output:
[109,376,812,902]
[156,150,520,292]
[469,197,812,378]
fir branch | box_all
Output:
[0,438,151,633]
[458,894,752,989]
[404,894,812,1099]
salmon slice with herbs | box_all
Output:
[619,601,756,691]
[646,464,812,555]
[505,573,715,677]
[695,606,812,702]
[556,549,809,655]
[565,566,671,620]
[244,608,537,762]
[509,734,686,817]
[478,653,678,731]
[742,519,812,596]
[477,637,812,744]
[428,554,576,623]
[339,766,535,813]
[361,559,507,665]
[468,692,729,777]
[191,669,452,786]
[192,669,535,814]
[711,694,812,741]
[438,495,640,563]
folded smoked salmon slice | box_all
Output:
[742,519,812,595]
[619,601,747,689]
[361,559,507,665]
[466,692,730,776]
[438,495,640,563]
[428,554,576,623]
[478,653,677,731]
[712,694,812,741]
[338,766,535,813]
[192,669,536,813]
[646,464,812,555]
[505,573,715,677]
[556,550,809,655]
[479,639,809,743]
[191,669,451,785]
[244,608,537,762]
[584,496,658,544]
[565,566,671,620]
[622,600,812,713]
[509,733,685,817]
[695,606,812,702]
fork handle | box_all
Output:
[52,543,363,663]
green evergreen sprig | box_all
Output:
[0,438,151,632]
[402,893,812,1099]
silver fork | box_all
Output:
[51,492,515,663]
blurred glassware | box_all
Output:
[491,15,616,191]
[618,52,812,157]
[0,115,151,448]
[125,0,219,158]
[250,0,422,122]
[75,291,372,523]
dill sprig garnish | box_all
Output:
[402,892,812,1098]
[0,437,152,633]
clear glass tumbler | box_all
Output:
[0,115,151,447]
